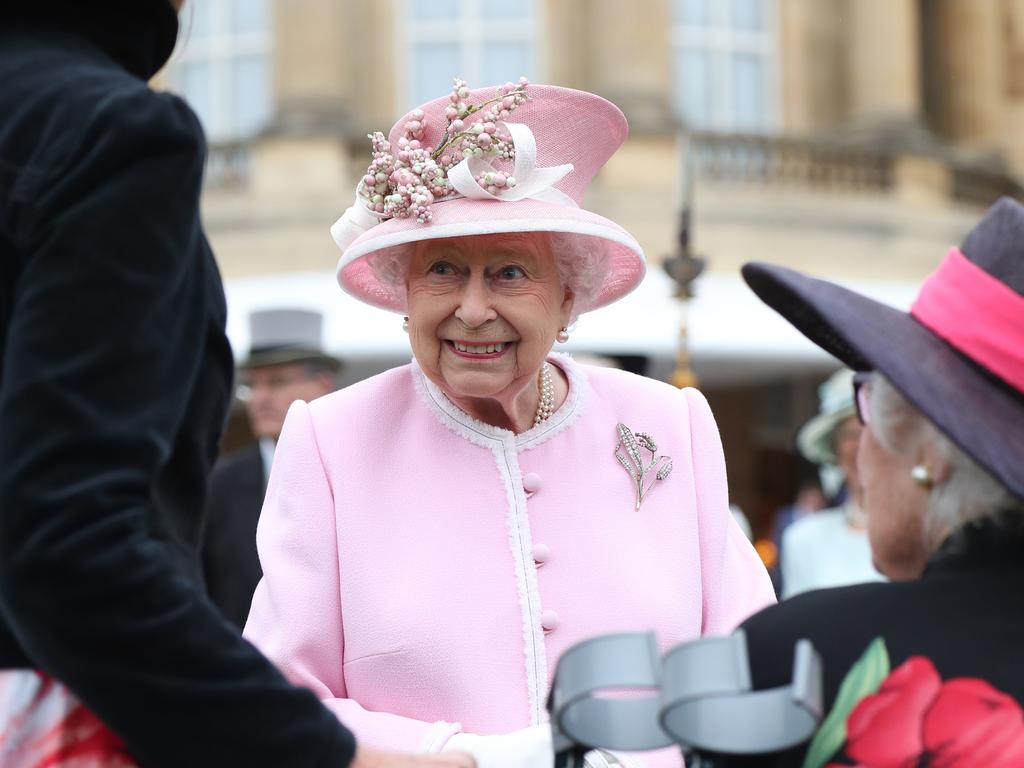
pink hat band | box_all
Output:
[911,248,1024,394]
[330,82,646,314]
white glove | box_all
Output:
[444,724,553,768]
[582,749,643,768]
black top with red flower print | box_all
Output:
[737,517,1024,768]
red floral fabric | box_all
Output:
[0,670,136,767]
[835,656,1024,768]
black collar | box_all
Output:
[925,512,1024,574]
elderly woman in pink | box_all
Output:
[243,80,775,768]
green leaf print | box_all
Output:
[801,637,890,768]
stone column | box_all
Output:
[272,0,353,133]
[778,0,848,132]
[845,0,921,126]
[543,0,591,90]
[587,0,674,133]
[1000,0,1024,175]
[924,0,1004,144]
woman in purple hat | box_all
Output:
[740,197,1024,767]
[242,79,776,768]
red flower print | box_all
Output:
[922,678,1024,767]
[843,657,1024,768]
[845,656,942,767]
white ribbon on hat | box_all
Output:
[330,122,575,252]
[331,187,383,251]
[446,122,575,205]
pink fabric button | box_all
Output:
[532,543,551,565]
[522,473,542,494]
[541,610,559,632]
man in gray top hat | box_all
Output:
[202,308,341,629]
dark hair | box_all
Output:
[301,359,342,380]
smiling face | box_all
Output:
[406,232,574,425]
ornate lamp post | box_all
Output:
[662,133,705,390]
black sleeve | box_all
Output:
[0,86,355,768]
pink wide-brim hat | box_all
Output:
[331,84,646,314]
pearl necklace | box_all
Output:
[534,362,555,426]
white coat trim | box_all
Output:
[498,442,548,724]
[410,356,587,723]
[410,353,584,450]
[518,352,587,452]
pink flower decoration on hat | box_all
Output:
[358,77,532,225]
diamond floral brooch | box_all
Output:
[614,423,673,510]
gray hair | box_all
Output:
[368,232,610,321]
[870,375,1023,541]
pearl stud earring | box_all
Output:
[911,465,933,489]
[556,327,570,343]
[402,316,409,333]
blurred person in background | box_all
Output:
[0,2,472,767]
[740,197,1024,766]
[778,368,884,598]
[243,79,775,768]
[771,478,827,549]
[203,308,341,630]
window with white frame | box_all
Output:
[402,0,540,111]
[670,0,777,132]
[172,0,273,142]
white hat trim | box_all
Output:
[335,215,646,312]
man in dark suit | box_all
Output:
[203,308,341,629]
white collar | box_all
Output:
[413,351,586,450]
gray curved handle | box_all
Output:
[659,630,823,753]
[548,630,823,757]
[549,632,676,752]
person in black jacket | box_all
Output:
[204,308,341,630]
[0,2,472,767]
[737,198,1024,767]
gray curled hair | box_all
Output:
[367,232,610,321]
[869,375,1023,542]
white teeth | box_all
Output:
[454,341,505,354]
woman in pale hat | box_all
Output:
[778,368,884,598]
[739,198,1024,766]
[243,79,775,767]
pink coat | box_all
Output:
[244,355,775,763]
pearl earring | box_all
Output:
[556,327,570,343]
[402,316,409,333]
[911,465,933,489]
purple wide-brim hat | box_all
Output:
[742,197,1024,500]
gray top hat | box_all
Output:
[241,308,342,371]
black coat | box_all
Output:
[0,3,355,765]
[738,518,1024,767]
[202,444,267,630]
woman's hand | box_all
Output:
[353,745,476,768]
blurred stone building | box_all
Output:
[159,0,1024,530]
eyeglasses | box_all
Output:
[852,372,874,426]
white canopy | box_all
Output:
[223,268,919,386]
